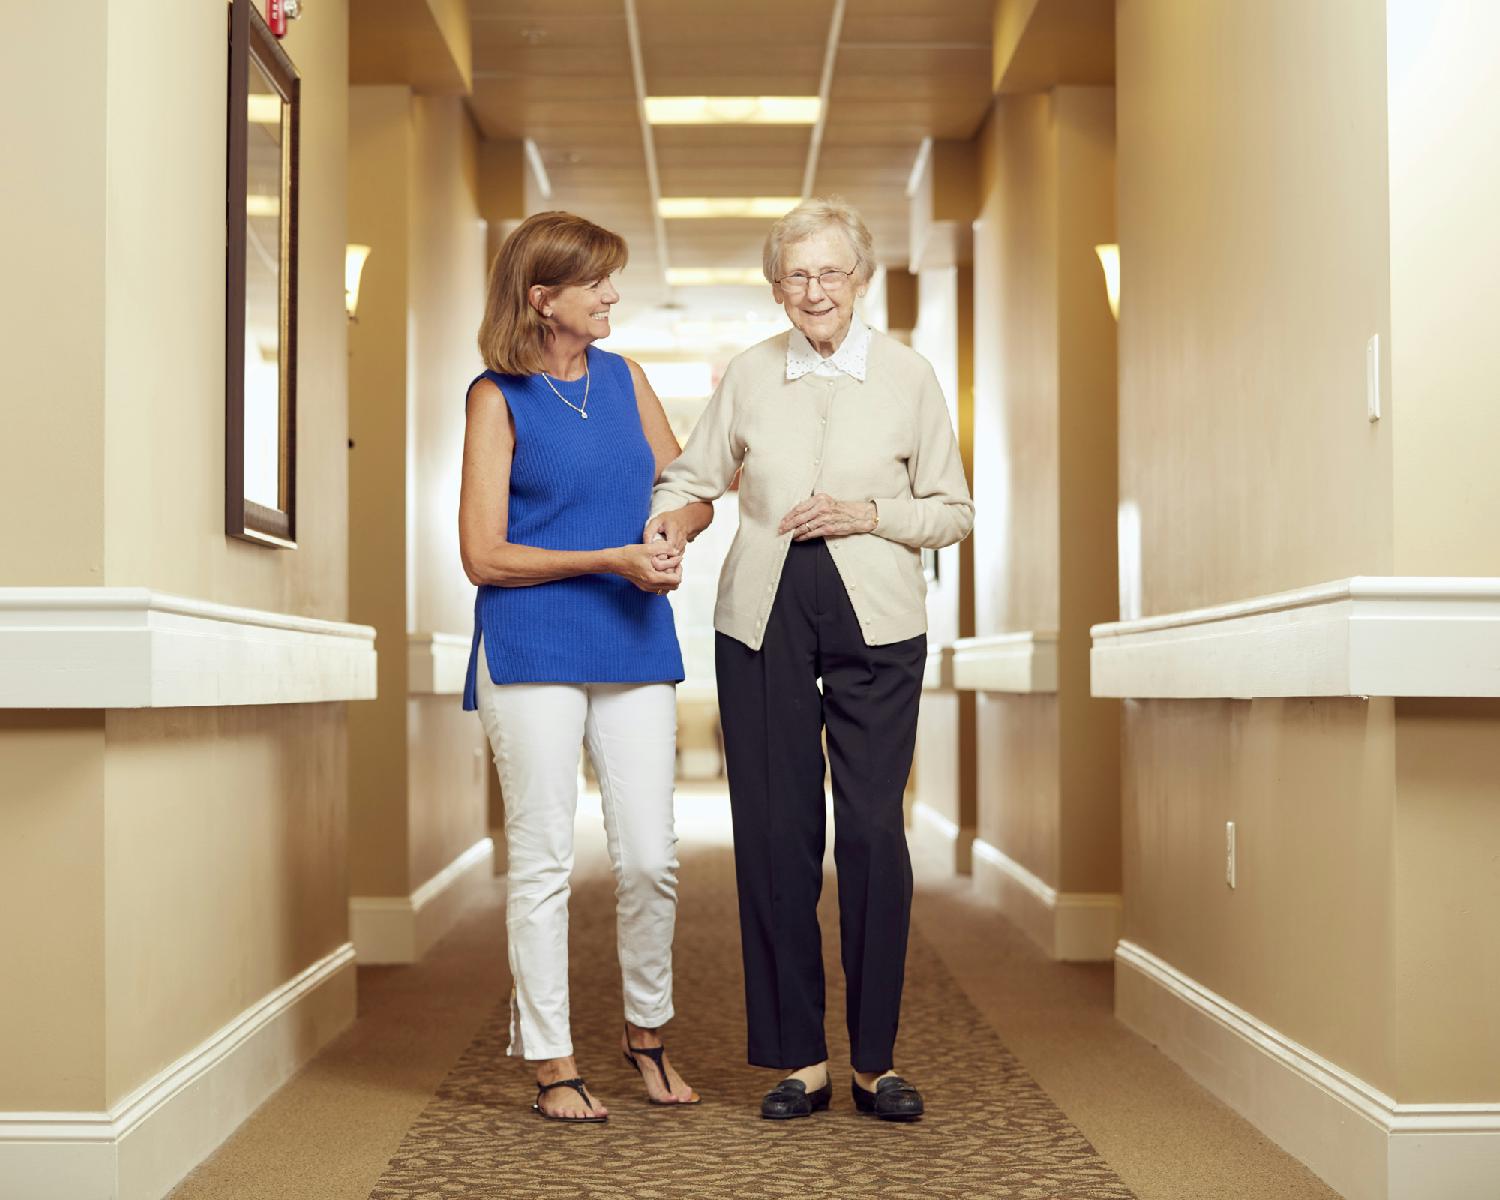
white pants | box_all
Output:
[475,648,679,1060]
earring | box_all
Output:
[543,309,553,318]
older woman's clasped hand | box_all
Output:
[779,493,878,541]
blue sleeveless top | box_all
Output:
[462,347,684,709]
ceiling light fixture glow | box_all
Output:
[346,244,372,320]
[1094,243,1120,320]
[247,94,283,125]
[640,361,715,398]
[645,96,821,125]
[659,197,802,220]
[666,268,767,287]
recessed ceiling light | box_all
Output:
[667,268,767,287]
[645,96,821,125]
[658,197,802,220]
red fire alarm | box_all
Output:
[266,0,287,37]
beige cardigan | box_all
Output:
[650,329,974,650]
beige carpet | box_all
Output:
[367,837,1136,1199]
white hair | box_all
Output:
[762,196,876,285]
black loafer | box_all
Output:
[760,1076,832,1120]
[851,1075,924,1121]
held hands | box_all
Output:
[778,493,878,541]
[642,510,693,555]
[616,542,683,594]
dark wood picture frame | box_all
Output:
[226,0,301,546]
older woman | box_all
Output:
[647,197,974,1121]
[459,211,713,1121]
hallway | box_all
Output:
[168,793,1333,1200]
[6,2,1500,1198]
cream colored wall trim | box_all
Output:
[407,631,472,695]
[1091,577,1500,699]
[0,588,377,708]
[922,644,956,691]
[910,800,974,874]
[0,943,355,1200]
[1116,940,1500,1200]
[350,836,494,964]
[952,631,1058,693]
[971,837,1120,962]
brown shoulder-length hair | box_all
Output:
[478,211,628,376]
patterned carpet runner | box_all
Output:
[370,840,1135,1199]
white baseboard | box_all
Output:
[952,631,1058,693]
[1116,940,1500,1200]
[0,943,355,1200]
[909,800,974,874]
[1091,576,1500,699]
[0,588,376,708]
[406,632,472,696]
[350,836,494,964]
[970,837,1120,961]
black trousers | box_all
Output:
[715,539,926,1073]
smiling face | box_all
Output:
[534,274,620,345]
[771,226,867,356]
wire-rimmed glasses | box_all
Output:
[776,267,857,294]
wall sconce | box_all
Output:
[345,244,371,321]
[1094,243,1120,321]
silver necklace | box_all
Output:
[540,366,590,419]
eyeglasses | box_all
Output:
[775,267,856,294]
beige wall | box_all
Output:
[1115,0,1397,1092]
[1,2,107,585]
[103,704,351,1102]
[0,0,357,1116]
[1381,0,1500,1104]
[971,86,1117,899]
[912,266,978,837]
[1116,0,1392,618]
[1386,1,1500,577]
[973,92,1059,884]
[1122,697,1398,1093]
[348,88,488,902]
[1390,699,1500,1100]
[1053,87,1119,894]
[0,714,106,1111]
[410,96,485,639]
[1116,0,1500,1107]
[102,0,351,619]
[349,86,416,898]
[974,93,1059,640]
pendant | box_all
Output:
[581,411,589,419]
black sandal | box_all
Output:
[623,1027,701,1106]
[532,1077,607,1123]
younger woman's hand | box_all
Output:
[615,543,682,593]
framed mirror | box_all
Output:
[226,0,300,546]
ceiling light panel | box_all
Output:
[645,96,821,125]
[666,268,768,287]
[659,197,802,220]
